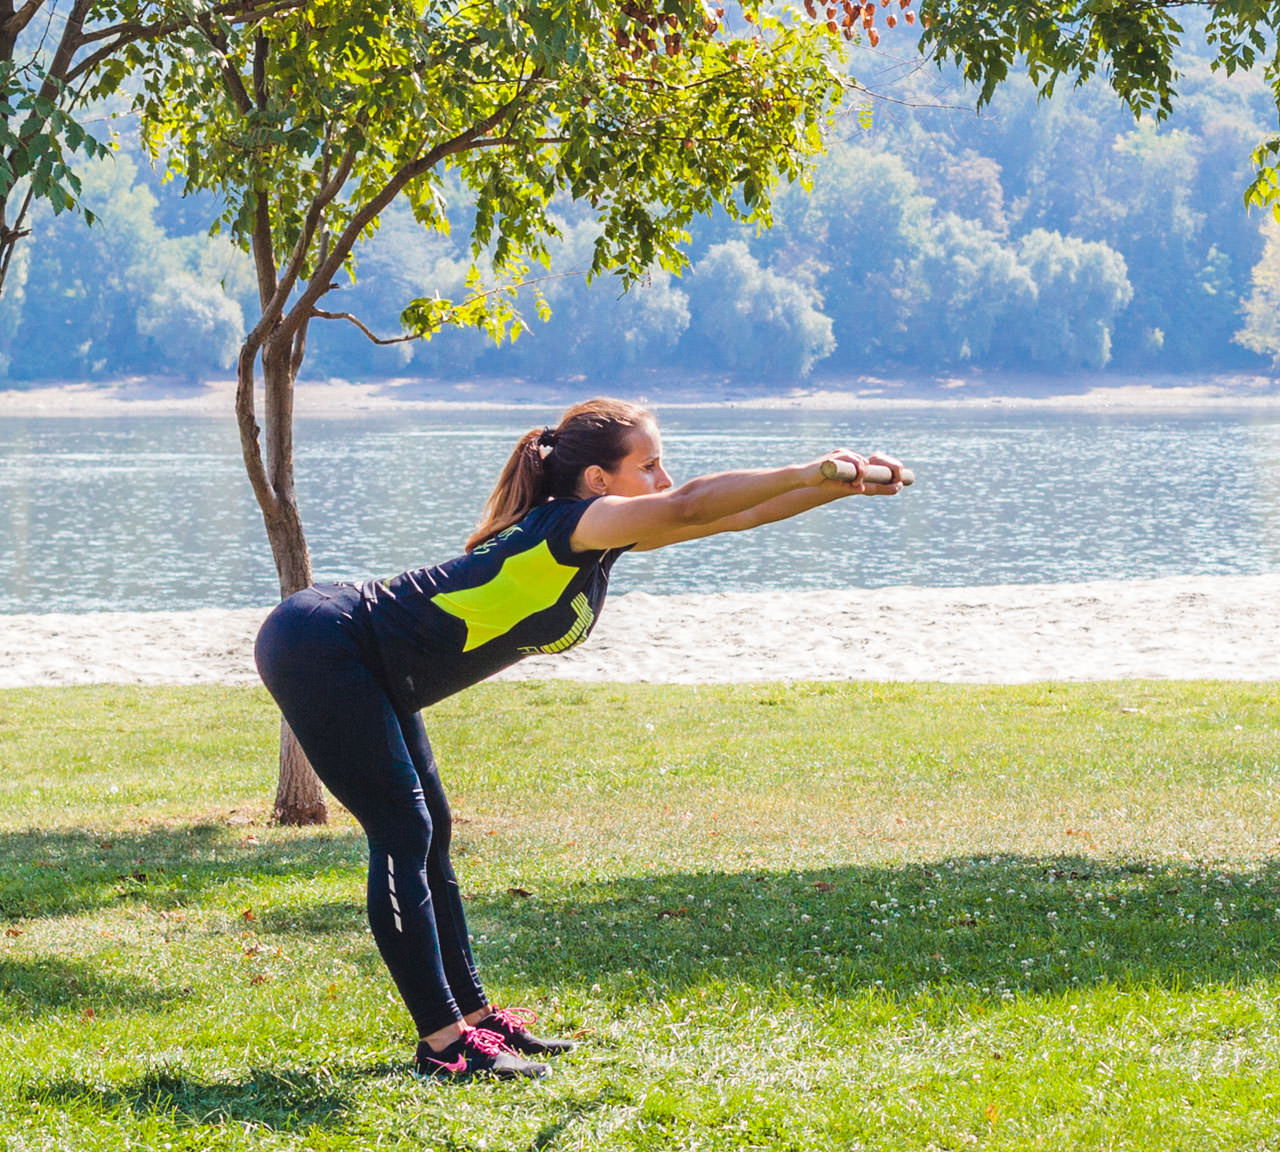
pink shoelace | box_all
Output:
[464,1026,509,1056]
[489,1006,538,1033]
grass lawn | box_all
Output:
[2,680,1280,1150]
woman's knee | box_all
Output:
[366,791,435,860]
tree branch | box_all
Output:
[253,30,268,111]
[235,340,277,520]
[469,134,569,148]
[1,0,47,42]
[197,15,255,115]
[276,84,541,341]
[290,310,309,378]
[312,270,588,344]
[31,0,90,109]
[312,309,421,345]
[250,188,280,317]
[268,145,358,319]
[67,0,308,85]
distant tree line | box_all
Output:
[4,43,1279,385]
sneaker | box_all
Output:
[414,1025,550,1081]
[478,1006,576,1056]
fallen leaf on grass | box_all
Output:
[813,881,836,892]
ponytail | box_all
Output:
[466,397,653,551]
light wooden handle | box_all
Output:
[820,459,915,486]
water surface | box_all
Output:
[2,405,1277,613]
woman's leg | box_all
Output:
[396,710,575,1058]
[256,593,464,1037]
[397,710,489,1019]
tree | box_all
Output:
[1013,228,1132,370]
[770,143,936,367]
[1235,216,1280,366]
[681,238,833,378]
[136,270,244,381]
[908,213,1037,367]
[499,213,693,378]
[133,0,860,822]
[8,151,245,379]
[0,0,310,299]
[916,1,1280,216]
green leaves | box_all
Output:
[133,0,846,349]
[917,0,1195,119]
[0,69,112,217]
[917,1,1280,216]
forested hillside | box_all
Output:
[4,34,1276,386]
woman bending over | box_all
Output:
[255,397,905,1081]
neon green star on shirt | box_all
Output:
[431,539,579,652]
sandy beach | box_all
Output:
[2,573,1276,688]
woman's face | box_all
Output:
[591,421,673,497]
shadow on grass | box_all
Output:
[7,822,1278,1001]
[8,840,1280,1135]
[0,956,189,1014]
[464,855,1280,1000]
[0,824,365,922]
[29,1066,354,1132]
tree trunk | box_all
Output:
[262,463,328,826]
[274,717,327,826]
[239,328,329,826]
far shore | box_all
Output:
[2,370,1280,417]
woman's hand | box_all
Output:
[812,451,905,495]
[862,451,906,495]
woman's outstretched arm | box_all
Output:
[571,452,903,553]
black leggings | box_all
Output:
[255,585,486,1037]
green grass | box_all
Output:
[2,680,1280,1150]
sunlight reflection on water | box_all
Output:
[2,404,1279,612]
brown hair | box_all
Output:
[466,397,654,551]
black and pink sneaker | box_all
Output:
[414,1026,550,1081]
[477,1007,576,1057]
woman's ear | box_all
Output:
[581,464,609,496]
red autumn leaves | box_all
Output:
[802,0,918,47]
[612,0,919,61]
[613,0,692,59]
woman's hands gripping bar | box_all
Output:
[820,458,915,486]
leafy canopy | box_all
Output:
[916,0,1280,214]
[135,0,851,345]
[0,0,310,295]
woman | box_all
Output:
[255,397,905,1082]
